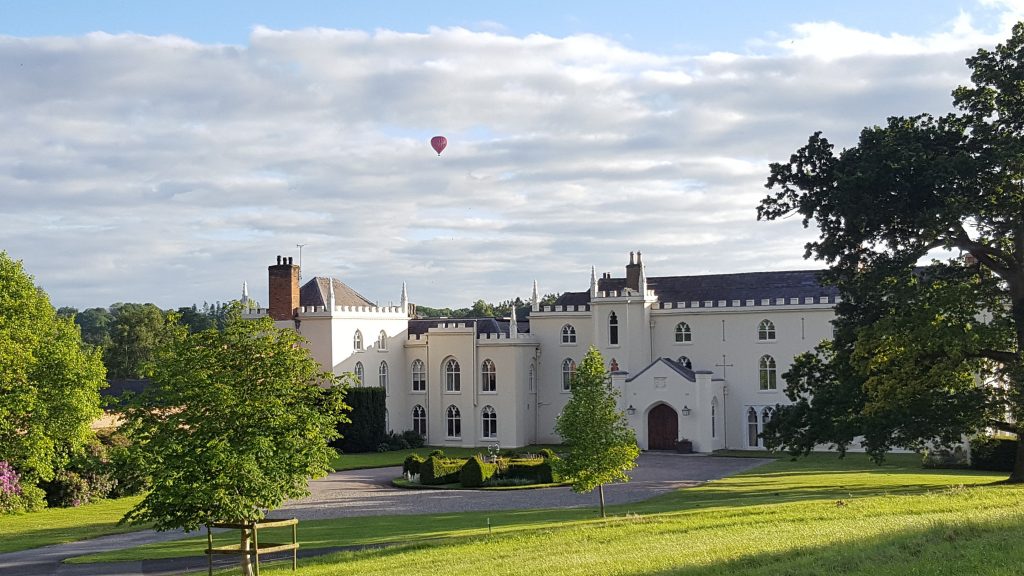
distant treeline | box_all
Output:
[415,294,559,320]
[56,302,234,379]
[58,293,562,379]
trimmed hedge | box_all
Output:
[403,454,426,476]
[971,437,1017,472]
[336,386,387,453]
[460,456,497,488]
[420,456,465,485]
[505,457,558,484]
[538,448,557,460]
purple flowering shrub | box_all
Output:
[0,461,20,496]
[0,461,44,514]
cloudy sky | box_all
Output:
[2,1,1022,310]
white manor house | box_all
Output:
[244,252,839,452]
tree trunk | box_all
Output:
[1011,296,1024,484]
[241,526,255,576]
[598,483,606,518]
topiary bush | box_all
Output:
[970,436,1016,471]
[460,456,497,488]
[538,448,557,460]
[505,457,558,484]
[403,454,426,476]
[419,456,465,485]
[429,449,445,458]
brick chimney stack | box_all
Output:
[268,255,300,321]
[625,251,642,291]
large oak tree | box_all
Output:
[758,24,1024,481]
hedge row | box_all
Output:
[402,450,561,487]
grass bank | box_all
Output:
[0,496,143,554]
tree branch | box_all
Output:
[968,349,1021,365]
[948,224,1015,280]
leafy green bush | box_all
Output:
[403,454,426,476]
[970,436,1016,471]
[43,470,94,507]
[401,430,425,449]
[429,449,445,458]
[102,430,149,497]
[420,456,465,485]
[459,456,497,488]
[538,448,557,460]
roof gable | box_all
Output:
[625,357,696,383]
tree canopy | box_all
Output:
[554,346,639,517]
[0,252,106,483]
[758,24,1024,481]
[121,308,350,532]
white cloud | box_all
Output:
[0,3,1019,310]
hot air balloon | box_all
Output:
[431,136,447,156]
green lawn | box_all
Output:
[71,452,1016,572]
[0,496,143,554]
[330,444,560,471]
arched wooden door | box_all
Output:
[648,404,678,450]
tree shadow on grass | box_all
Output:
[262,510,1024,576]
[635,513,1024,576]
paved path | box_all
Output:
[280,452,768,519]
[0,453,770,576]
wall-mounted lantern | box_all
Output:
[626,405,636,416]
[680,405,691,416]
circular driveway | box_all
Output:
[278,453,770,520]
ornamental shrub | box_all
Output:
[460,456,497,488]
[420,456,464,485]
[0,462,45,514]
[538,448,557,460]
[429,449,445,458]
[403,454,426,476]
[970,437,1016,471]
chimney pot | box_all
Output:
[277,255,282,265]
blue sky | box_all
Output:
[1,1,993,53]
[0,1,1021,309]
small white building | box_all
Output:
[244,252,838,452]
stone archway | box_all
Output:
[647,404,678,450]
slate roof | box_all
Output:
[408,318,530,336]
[300,277,375,308]
[625,357,696,383]
[555,270,837,306]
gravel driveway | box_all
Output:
[278,452,770,520]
